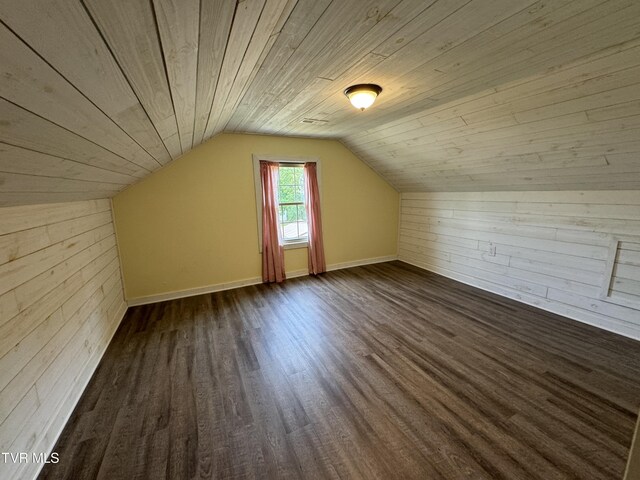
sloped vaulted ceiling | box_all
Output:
[1,0,639,206]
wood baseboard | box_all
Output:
[126,255,398,307]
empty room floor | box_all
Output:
[39,262,640,480]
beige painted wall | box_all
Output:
[113,133,399,301]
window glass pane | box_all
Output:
[279,167,295,185]
[280,204,297,222]
[280,205,297,224]
[282,222,298,240]
[279,184,296,203]
[299,203,308,237]
[298,221,308,237]
[277,164,308,241]
[297,204,307,222]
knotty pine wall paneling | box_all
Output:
[0,199,127,480]
[398,190,640,339]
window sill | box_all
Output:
[282,240,308,250]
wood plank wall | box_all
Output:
[608,239,640,308]
[0,199,126,480]
[398,190,640,340]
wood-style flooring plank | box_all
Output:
[39,261,640,479]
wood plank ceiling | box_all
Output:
[1,0,639,205]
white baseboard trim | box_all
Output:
[127,254,398,307]
[399,257,640,341]
[326,255,398,272]
[285,268,309,279]
[127,276,263,307]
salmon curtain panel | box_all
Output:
[260,161,286,283]
[304,162,326,275]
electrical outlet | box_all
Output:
[488,243,497,257]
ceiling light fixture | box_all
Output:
[344,84,382,111]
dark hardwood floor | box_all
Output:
[40,261,640,480]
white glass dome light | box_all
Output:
[344,84,382,111]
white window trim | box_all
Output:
[252,154,322,253]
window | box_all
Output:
[277,165,308,242]
[253,155,321,251]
